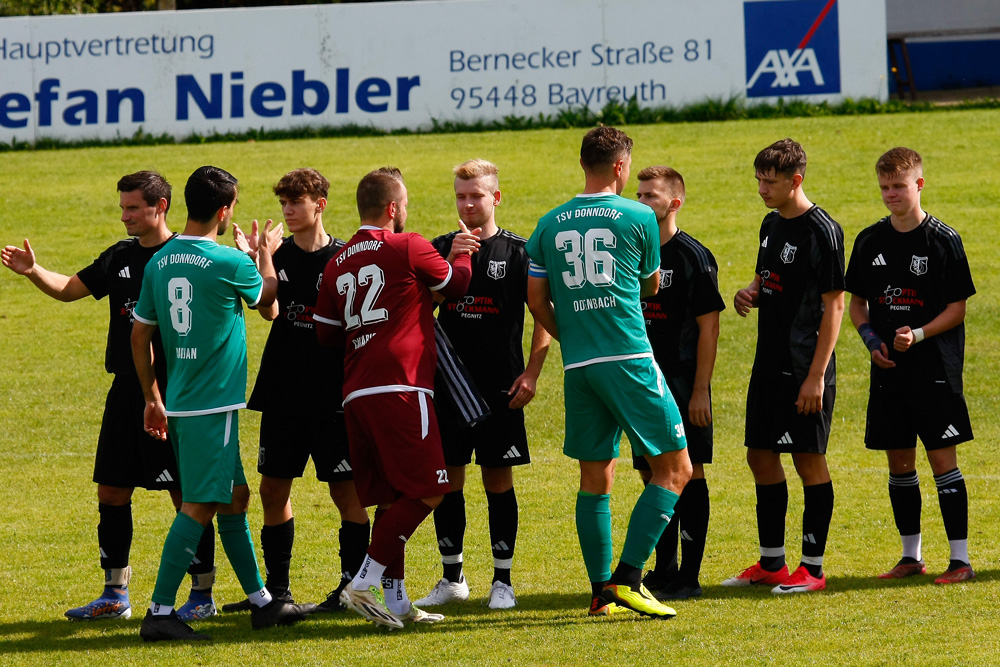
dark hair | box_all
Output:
[876,147,922,177]
[117,171,171,214]
[637,165,685,198]
[184,166,238,224]
[754,138,807,178]
[273,168,330,201]
[356,167,404,221]
[580,126,633,171]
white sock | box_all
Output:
[248,587,273,608]
[948,539,969,565]
[149,602,174,616]
[901,533,922,561]
[382,577,410,614]
[352,555,387,591]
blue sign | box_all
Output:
[744,0,841,97]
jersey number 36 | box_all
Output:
[555,228,617,289]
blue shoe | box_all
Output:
[176,590,217,621]
[65,587,132,620]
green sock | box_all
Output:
[151,511,205,606]
[576,492,613,584]
[217,513,266,595]
[620,484,680,570]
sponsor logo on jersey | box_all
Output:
[659,269,673,289]
[487,260,507,280]
[872,253,887,266]
[121,297,138,323]
[744,0,841,98]
[910,255,928,276]
[780,242,797,264]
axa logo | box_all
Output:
[744,0,841,98]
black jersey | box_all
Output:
[432,228,529,408]
[642,230,726,377]
[77,235,175,379]
[753,205,845,384]
[845,214,975,394]
[248,235,345,412]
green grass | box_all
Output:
[1,108,999,666]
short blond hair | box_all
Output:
[637,165,685,199]
[454,159,499,192]
[876,147,922,178]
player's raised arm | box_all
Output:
[2,239,91,301]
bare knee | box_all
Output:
[97,485,134,506]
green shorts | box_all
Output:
[169,410,247,503]
[563,356,687,461]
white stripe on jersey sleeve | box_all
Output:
[313,313,342,326]
[429,263,454,292]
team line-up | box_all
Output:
[1,128,975,641]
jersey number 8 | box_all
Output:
[337,264,389,331]
[167,277,193,336]
[555,228,617,289]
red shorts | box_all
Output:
[344,390,450,506]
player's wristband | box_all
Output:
[912,327,925,343]
[857,323,883,353]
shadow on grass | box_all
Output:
[0,591,655,654]
[702,567,998,599]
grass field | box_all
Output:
[1,109,999,666]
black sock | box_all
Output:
[802,481,834,577]
[648,477,680,579]
[98,502,132,570]
[338,519,371,580]
[591,581,606,598]
[486,487,517,585]
[608,562,642,587]
[888,470,921,537]
[678,478,710,586]
[261,518,294,597]
[756,481,787,571]
[434,490,466,582]
[935,468,968,542]
[188,520,215,576]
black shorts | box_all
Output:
[257,410,352,482]
[744,373,835,454]
[93,376,180,490]
[865,390,973,451]
[633,374,712,470]
[439,402,530,468]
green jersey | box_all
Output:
[526,193,659,369]
[134,235,263,416]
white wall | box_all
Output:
[0,0,887,143]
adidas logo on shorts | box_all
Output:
[155,469,174,483]
[777,432,793,445]
[941,424,960,439]
[333,459,353,473]
[502,446,522,460]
